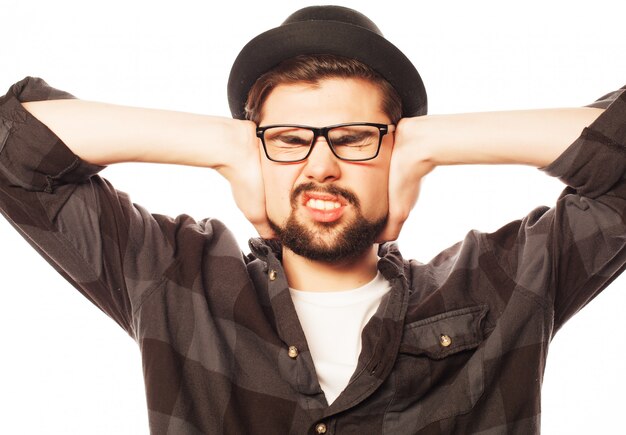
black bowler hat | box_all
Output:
[227,5,427,119]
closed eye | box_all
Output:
[274,134,310,146]
[331,132,376,146]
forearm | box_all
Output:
[413,107,604,168]
[2,77,272,238]
[21,99,256,169]
[381,105,607,242]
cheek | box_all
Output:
[351,167,390,217]
[364,160,391,215]
[368,180,390,214]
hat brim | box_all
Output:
[228,20,427,119]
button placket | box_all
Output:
[288,345,299,359]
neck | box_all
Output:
[282,245,379,292]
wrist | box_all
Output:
[216,118,259,178]
[395,116,439,168]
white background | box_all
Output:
[1,0,625,433]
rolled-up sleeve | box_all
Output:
[484,85,626,332]
[543,85,626,329]
[0,77,208,336]
[0,77,105,191]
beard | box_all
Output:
[268,182,387,263]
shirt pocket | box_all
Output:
[383,305,489,433]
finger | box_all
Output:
[377,184,416,243]
[254,221,277,240]
[241,199,275,238]
[376,215,403,243]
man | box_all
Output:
[0,4,624,435]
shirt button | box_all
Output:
[288,345,299,359]
[440,334,452,347]
[315,422,327,434]
[269,269,277,281]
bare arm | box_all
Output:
[405,107,604,168]
[21,99,255,168]
[21,99,273,237]
[379,107,605,242]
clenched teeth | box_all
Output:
[306,198,341,210]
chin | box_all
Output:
[269,213,387,263]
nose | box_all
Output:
[302,135,341,183]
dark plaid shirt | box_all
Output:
[1,77,625,435]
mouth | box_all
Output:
[301,191,347,223]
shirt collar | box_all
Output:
[248,237,407,279]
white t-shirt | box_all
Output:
[289,272,391,405]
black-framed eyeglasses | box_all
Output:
[256,122,395,163]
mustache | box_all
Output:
[290,182,360,208]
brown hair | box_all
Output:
[245,54,402,124]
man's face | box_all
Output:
[259,78,394,262]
